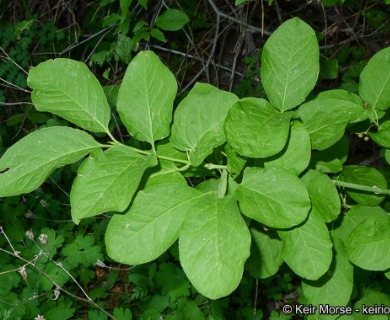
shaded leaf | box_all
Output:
[346,215,390,270]
[369,120,390,148]
[278,213,333,280]
[340,165,387,206]
[246,227,283,279]
[302,237,353,316]
[155,9,189,31]
[335,204,390,244]
[301,169,341,222]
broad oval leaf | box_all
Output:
[171,83,238,166]
[236,166,310,228]
[105,183,205,265]
[224,98,292,158]
[263,120,311,175]
[0,126,101,197]
[261,18,319,111]
[301,169,341,223]
[346,216,390,271]
[117,51,177,144]
[302,237,353,314]
[316,89,368,123]
[155,9,189,31]
[246,226,283,279]
[179,196,251,299]
[359,47,390,110]
[298,98,366,150]
[71,145,157,224]
[335,205,390,245]
[278,213,333,280]
[340,165,387,206]
[28,59,111,133]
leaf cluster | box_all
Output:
[1,13,390,319]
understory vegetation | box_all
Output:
[0,1,390,319]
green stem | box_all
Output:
[205,164,227,170]
[157,154,190,165]
[106,130,121,145]
[332,180,390,195]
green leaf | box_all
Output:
[174,299,206,320]
[301,169,341,223]
[113,308,132,320]
[335,205,390,244]
[302,237,353,313]
[261,18,319,111]
[369,120,390,148]
[340,165,387,206]
[44,298,75,320]
[263,120,311,175]
[310,135,348,173]
[105,183,205,264]
[155,9,189,31]
[115,34,136,64]
[316,89,368,123]
[298,98,366,150]
[359,47,390,110]
[171,83,238,166]
[62,234,104,269]
[346,215,390,270]
[0,127,101,197]
[246,226,283,279]
[138,0,148,9]
[28,59,111,133]
[39,263,70,291]
[320,58,339,79]
[154,263,191,302]
[120,0,133,19]
[71,145,157,224]
[235,0,250,5]
[117,51,177,144]
[352,291,390,320]
[179,196,251,299]
[225,144,246,177]
[278,213,333,280]
[236,166,310,228]
[224,98,292,158]
[150,28,166,42]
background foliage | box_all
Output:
[0,0,389,319]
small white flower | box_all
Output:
[39,234,49,245]
[26,230,34,240]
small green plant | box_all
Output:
[88,0,189,67]
[1,17,390,318]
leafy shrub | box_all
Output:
[1,16,390,318]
